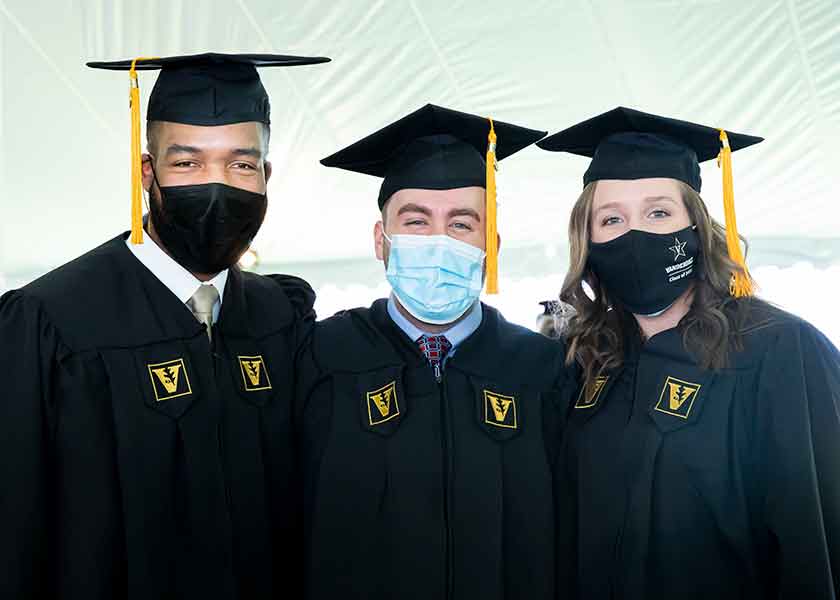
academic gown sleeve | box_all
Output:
[0,291,62,598]
[265,274,316,324]
[292,316,330,480]
[758,319,840,598]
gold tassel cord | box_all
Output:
[128,57,158,244]
[717,129,754,297]
[485,118,499,294]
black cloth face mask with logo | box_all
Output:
[587,225,700,316]
[149,178,268,275]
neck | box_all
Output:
[394,296,474,335]
[146,219,219,282]
[633,284,694,341]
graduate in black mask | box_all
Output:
[539,107,840,599]
[0,52,329,599]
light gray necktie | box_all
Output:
[187,284,219,341]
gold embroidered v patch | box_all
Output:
[654,376,702,419]
[367,381,400,426]
[238,355,272,392]
[484,390,517,429]
[148,358,193,402]
[575,375,609,409]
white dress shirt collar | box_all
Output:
[386,293,482,359]
[125,234,228,321]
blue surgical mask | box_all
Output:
[384,233,485,325]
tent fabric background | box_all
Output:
[1,0,838,338]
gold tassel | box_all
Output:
[717,130,754,297]
[485,118,499,294]
[128,57,157,244]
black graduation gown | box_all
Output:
[296,298,573,600]
[558,305,840,599]
[0,234,314,600]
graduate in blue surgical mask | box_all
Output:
[540,107,840,600]
[295,104,575,600]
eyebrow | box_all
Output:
[231,147,263,160]
[447,207,481,222]
[165,144,202,156]
[397,203,433,217]
[593,201,623,213]
[163,145,263,160]
[594,196,678,213]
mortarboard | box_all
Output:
[537,107,764,297]
[320,104,546,293]
[87,52,331,243]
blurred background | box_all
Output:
[1,0,838,341]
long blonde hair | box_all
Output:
[560,180,763,387]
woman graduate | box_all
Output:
[538,107,840,599]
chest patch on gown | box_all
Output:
[574,375,609,409]
[654,376,702,419]
[147,357,193,402]
[484,389,518,429]
[238,355,273,391]
[366,380,400,426]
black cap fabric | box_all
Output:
[536,107,763,191]
[320,104,546,208]
[87,53,330,126]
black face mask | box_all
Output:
[587,225,700,315]
[149,181,267,274]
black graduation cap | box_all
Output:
[538,106,763,298]
[87,52,330,244]
[321,104,546,208]
[87,52,330,126]
[536,106,763,192]
[320,104,546,294]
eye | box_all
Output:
[450,221,473,231]
[172,160,199,168]
[648,208,671,219]
[601,215,623,226]
[232,162,257,170]
[405,219,428,226]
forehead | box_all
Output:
[592,177,683,211]
[385,186,485,214]
[154,121,264,148]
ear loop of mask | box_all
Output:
[147,155,162,200]
[143,155,163,229]
[690,224,706,282]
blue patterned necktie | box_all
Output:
[417,334,453,382]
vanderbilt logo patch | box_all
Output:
[148,358,193,402]
[367,381,400,426]
[575,375,609,409]
[654,376,702,419]
[484,390,517,429]
[238,356,272,392]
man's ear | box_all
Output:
[141,153,155,193]
[264,160,273,184]
[374,220,386,262]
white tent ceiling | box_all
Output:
[1,0,839,280]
